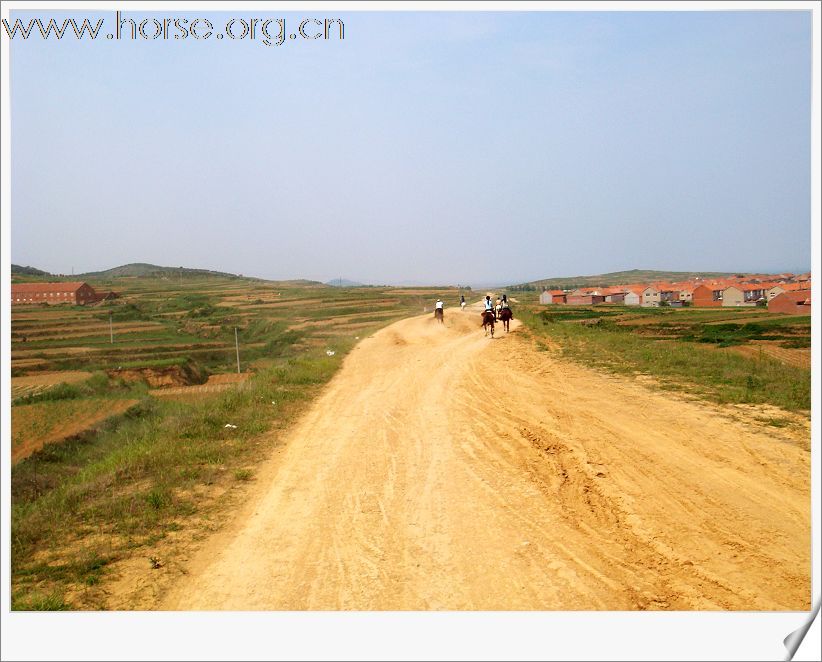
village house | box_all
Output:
[11,282,100,306]
[603,287,626,304]
[641,286,660,307]
[721,285,756,307]
[623,290,641,306]
[539,289,566,305]
[669,282,695,303]
[768,291,811,315]
[692,283,725,307]
[566,289,605,305]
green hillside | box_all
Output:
[11,264,51,277]
[77,263,245,279]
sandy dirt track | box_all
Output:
[163,304,810,610]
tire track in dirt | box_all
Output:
[158,305,809,611]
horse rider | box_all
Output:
[495,297,502,319]
[484,295,494,318]
[460,294,466,310]
[435,298,444,314]
[501,294,510,310]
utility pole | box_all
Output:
[234,327,241,374]
[109,311,113,344]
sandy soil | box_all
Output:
[159,304,810,610]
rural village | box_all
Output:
[538,272,812,313]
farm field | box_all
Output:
[513,300,811,413]
[11,371,94,399]
[12,398,140,464]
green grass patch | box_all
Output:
[518,305,811,412]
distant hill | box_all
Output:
[76,263,246,279]
[325,278,365,288]
[511,269,742,291]
[11,264,51,276]
[271,279,325,287]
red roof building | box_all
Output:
[768,291,811,315]
[11,282,98,306]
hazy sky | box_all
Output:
[10,10,812,285]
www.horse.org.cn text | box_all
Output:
[1,12,345,48]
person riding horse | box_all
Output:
[434,298,444,323]
[499,295,513,331]
[481,295,496,337]
[483,295,494,314]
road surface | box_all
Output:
[162,303,810,610]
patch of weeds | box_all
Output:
[145,488,172,511]
[13,590,69,611]
[234,468,253,481]
[763,417,791,428]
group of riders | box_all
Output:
[433,294,513,335]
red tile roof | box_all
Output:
[781,281,811,292]
[11,281,89,293]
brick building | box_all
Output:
[11,282,99,306]
[768,291,811,315]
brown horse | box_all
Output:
[434,308,444,324]
[499,307,513,332]
[481,310,495,337]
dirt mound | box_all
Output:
[109,361,206,389]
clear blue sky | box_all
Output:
[10,10,812,285]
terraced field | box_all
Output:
[11,371,93,399]
[12,397,140,464]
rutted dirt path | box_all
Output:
[161,304,810,610]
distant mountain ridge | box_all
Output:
[11,264,50,276]
[76,263,245,279]
[10,262,330,286]
[511,269,753,291]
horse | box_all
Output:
[434,307,444,324]
[481,310,495,337]
[499,307,513,332]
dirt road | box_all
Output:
[162,304,810,610]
